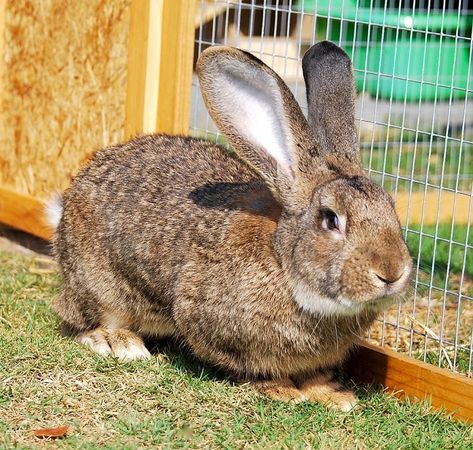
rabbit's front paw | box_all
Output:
[76,328,151,361]
[76,328,112,356]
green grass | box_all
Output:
[405,224,473,285]
[1,251,472,449]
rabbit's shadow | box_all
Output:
[145,336,231,383]
[189,181,281,220]
[144,336,385,397]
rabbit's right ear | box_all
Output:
[197,46,320,210]
[302,41,360,167]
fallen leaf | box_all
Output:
[33,425,68,439]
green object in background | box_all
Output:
[296,1,473,101]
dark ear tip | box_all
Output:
[197,46,232,68]
[197,45,269,77]
[302,41,351,71]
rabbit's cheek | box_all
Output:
[287,237,340,300]
[339,257,377,303]
[308,231,344,266]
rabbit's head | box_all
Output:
[197,42,412,316]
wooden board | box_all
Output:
[125,0,163,137]
[346,342,473,422]
[195,1,228,28]
[0,187,52,241]
[156,0,196,135]
[125,0,196,138]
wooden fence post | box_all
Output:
[125,0,196,138]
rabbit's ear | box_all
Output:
[197,46,320,209]
[302,41,360,166]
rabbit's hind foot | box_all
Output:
[76,328,151,361]
[252,372,358,411]
[251,378,307,403]
[297,372,358,412]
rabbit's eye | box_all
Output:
[321,210,340,232]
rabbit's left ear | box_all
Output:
[197,46,324,210]
[302,41,361,167]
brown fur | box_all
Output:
[252,378,306,403]
[51,42,412,409]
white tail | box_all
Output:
[45,193,63,230]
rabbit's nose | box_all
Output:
[372,258,407,285]
[374,271,403,285]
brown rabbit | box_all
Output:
[48,41,412,411]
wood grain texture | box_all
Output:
[195,1,228,28]
[0,187,52,240]
[0,0,5,80]
[156,0,196,135]
[125,0,163,137]
[346,341,473,422]
[125,0,196,138]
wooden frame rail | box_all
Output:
[346,342,473,422]
[0,187,52,240]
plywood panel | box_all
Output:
[0,0,130,198]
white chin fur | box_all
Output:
[44,194,63,230]
[293,281,364,317]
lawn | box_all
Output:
[1,251,472,449]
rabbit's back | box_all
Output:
[54,134,278,337]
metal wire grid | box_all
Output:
[191,0,473,376]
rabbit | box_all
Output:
[47,41,412,411]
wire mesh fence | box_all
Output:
[191,0,473,377]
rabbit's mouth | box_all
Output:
[369,262,412,299]
[292,276,410,317]
[292,280,366,317]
